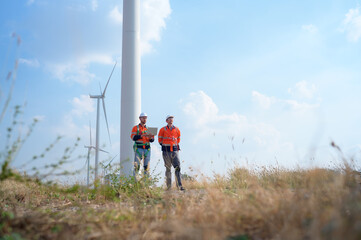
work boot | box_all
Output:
[179,186,185,191]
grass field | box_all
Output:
[1,164,361,240]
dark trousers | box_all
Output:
[162,151,182,189]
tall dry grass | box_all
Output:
[0,164,360,240]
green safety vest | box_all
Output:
[133,125,150,158]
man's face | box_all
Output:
[140,116,147,125]
[166,117,174,125]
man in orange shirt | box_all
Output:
[158,115,185,191]
[131,112,154,179]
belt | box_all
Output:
[135,145,150,149]
[162,145,180,152]
[134,142,150,149]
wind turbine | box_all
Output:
[102,154,118,184]
[121,0,141,176]
[89,62,117,180]
[84,121,108,187]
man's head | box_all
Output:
[139,112,148,125]
[166,115,174,125]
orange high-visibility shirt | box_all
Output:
[158,125,180,151]
[131,124,152,148]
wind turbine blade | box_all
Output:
[102,98,111,145]
[105,154,118,168]
[99,148,109,154]
[108,154,118,166]
[92,146,108,153]
[83,148,91,170]
[103,62,117,96]
[99,83,103,95]
[89,121,92,146]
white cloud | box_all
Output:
[108,0,172,55]
[19,58,40,67]
[341,7,361,42]
[55,114,81,138]
[54,115,94,145]
[181,91,219,127]
[54,93,113,152]
[179,90,325,168]
[54,95,94,140]
[91,0,98,11]
[180,91,285,151]
[252,82,319,113]
[252,91,276,109]
[302,24,318,34]
[70,95,95,117]
[43,1,171,85]
[288,80,317,99]
[141,0,172,54]
[47,54,113,85]
[284,99,319,113]
[79,54,114,65]
[109,6,122,24]
[48,63,95,85]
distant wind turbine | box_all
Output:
[84,121,108,187]
[102,154,118,184]
[89,62,117,180]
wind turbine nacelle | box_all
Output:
[89,95,102,99]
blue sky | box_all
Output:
[1,0,361,183]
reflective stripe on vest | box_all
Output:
[161,126,179,152]
[134,125,150,149]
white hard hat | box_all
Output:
[139,112,148,117]
[166,115,174,120]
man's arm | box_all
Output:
[133,135,142,141]
[131,126,142,141]
[158,128,164,145]
[177,128,181,144]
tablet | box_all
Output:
[147,127,158,136]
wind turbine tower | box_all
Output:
[84,122,94,187]
[120,0,141,176]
